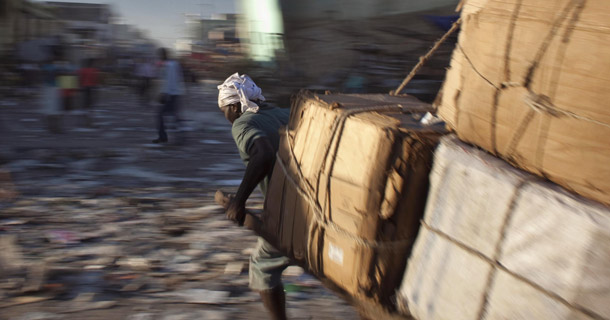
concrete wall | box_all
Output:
[238,0,284,61]
[0,0,60,54]
[279,0,460,20]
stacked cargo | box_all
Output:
[261,0,610,316]
[397,0,610,319]
[262,91,445,307]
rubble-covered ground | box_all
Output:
[0,82,360,320]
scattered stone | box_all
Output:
[197,310,230,320]
[0,218,29,226]
[14,312,61,320]
[46,230,80,245]
[117,257,150,271]
[0,169,18,200]
[207,252,239,262]
[21,262,47,293]
[284,266,305,277]
[0,235,24,274]
[79,225,119,241]
[62,300,118,313]
[0,295,52,308]
[126,313,155,320]
[169,262,202,274]
[171,255,192,264]
[241,247,255,256]
[0,277,25,290]
[84,265,105,270]
[157,289,230,304]
[224,262,245,275]
[72,292,96,303]
[189,242,210,251]
[121,281,145,292]
[181,249,204,257]
[66,245,120,258]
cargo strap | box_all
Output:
[391,17,462,96]
[419,171,605,320]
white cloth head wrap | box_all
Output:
[217,73,265,113]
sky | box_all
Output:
[34,0,238,47]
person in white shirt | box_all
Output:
[153,48,185,143]
[135,58,156,105]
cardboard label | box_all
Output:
[328,242,344,266]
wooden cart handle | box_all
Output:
[214,190,264,233]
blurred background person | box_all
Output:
[153,48,185,144]
[57,60,78,113]
[18,61,39,97]
[135,58,156,106]
[78,58,99,110]
[78,58,99,127]
[40,57,62,133]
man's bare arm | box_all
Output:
[226,137,275,225]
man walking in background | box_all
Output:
[41,57,62,133]
[78,58,99,127]
[78,58,99,110]
[135,58,156,106]
[153,48,184,144]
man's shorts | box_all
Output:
[249,237,291,291]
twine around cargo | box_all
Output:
[391,17,462,96]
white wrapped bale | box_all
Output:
[398,228,492,320]
[484,271,595,320]
[499,182,610,319]
[398,135,610,320]
[423,134,528,258]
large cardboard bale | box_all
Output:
[398,135,610,319]
[286,92,439,242]
[263,92,445,305]
[437,0,610,206]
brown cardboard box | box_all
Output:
[437,0,610,206]
[317,223,412,306]
[285,92,438,241]
[263,92,445,305]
